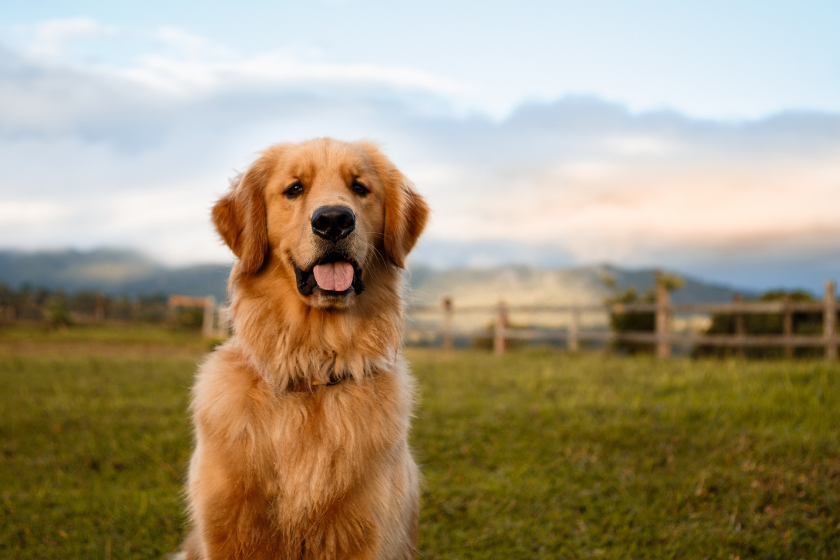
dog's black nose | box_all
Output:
[311,206,356,241]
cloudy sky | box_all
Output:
[1,0,839,291]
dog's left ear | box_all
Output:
[212,148,281,274]
[385,179,429,269]
[363,144,429,269]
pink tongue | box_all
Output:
[313,262,354,292]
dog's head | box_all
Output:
[213,138,428,309]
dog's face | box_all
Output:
[213,139,429,310]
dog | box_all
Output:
[180,138,429,559]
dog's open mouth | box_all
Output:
[294,253,365,296]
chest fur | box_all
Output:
[192,355,414,513]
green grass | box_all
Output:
[0,352,195,559]
[0,325,213,355]
[412,350,840,559]
[1,327,839,559]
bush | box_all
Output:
[472,320,530,351]
[172,306,205,330]
[45,292,73,328]
[692,290,828,359]
[602,272,684,355]
[607,286,655,355]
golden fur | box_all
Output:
[181,138,429,559]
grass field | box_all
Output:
[1,326,839,559]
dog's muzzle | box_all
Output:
[294,253,365,296]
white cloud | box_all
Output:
[426,148,840,260]
[26,17,117,59]
[156,26,220,54]
[0,199,70,230]
[603,134,675,156]
[117,47,478,104]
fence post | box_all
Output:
[568,308,580,352]
[167,296,176,324]
[733,293,745,358]
[655,281,671,359]
[783,293,793,359]
[94,292,106,324]
[494,301,508,356]
[202,296,216,338]
[442,297,453,351]
[825,280,836,361]
[216,305,231,338]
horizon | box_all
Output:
[0,245,823,296]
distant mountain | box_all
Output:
[0,249,231,300]
[0,248,751,306]
[404,264,749,308]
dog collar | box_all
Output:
[243,346,345,392]
[286,372,344,393]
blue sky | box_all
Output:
[1,1,839,291]
[4,0,839,118]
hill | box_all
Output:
[0,249,231,301]
[405,264,746,308]
[0,249,749,307]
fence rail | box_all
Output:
[407,280,839,360]
[408,300,836,315]
[167,295,229,338]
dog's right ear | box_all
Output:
[212,152,276,275]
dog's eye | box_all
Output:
[351,181,369,196]
[284,182,304,198]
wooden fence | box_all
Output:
[167,295,230,338]
[0,292,231,338]
[407,280,839,360]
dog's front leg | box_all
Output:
[185,444,289,560]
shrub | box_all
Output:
[692,290,827,359]
[602,272,684,355]
[45,292,73,328]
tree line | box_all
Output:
[0,284,205,329]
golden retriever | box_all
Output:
[180,138,429,559]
